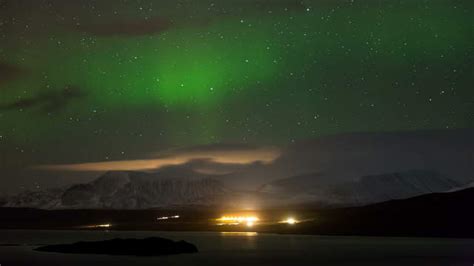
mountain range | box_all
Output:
[259,170,462,205]
[3,129,473,209]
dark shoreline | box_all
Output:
[1,187,474,239]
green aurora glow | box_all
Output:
[0,0,472,170]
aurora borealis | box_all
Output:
[0,0,473,192]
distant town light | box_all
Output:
[281,217,298,225]
[157,215,180,221]
[216,215,260,226]
[96,223,111,228]
[79,223,112,229]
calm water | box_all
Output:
[1,230,473,266]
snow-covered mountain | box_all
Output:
[260,170,463,206]
[5,168,232,209]
[5,188,64,209]
[3,129,472,209]
[3,169,470,209]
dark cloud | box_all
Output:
[70,17,173,36]
[0,62,25,87]
[1,85,86,113]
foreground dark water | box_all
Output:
[1,230,473,266]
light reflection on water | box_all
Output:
[219,232,258,237]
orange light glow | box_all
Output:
[36,147,280,172]
[220,232,258,237]
[80,223,112,229]
[216,215,260,227]
[279,217,299,225]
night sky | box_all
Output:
[0,0,473,192]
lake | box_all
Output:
[1,230,473,265]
